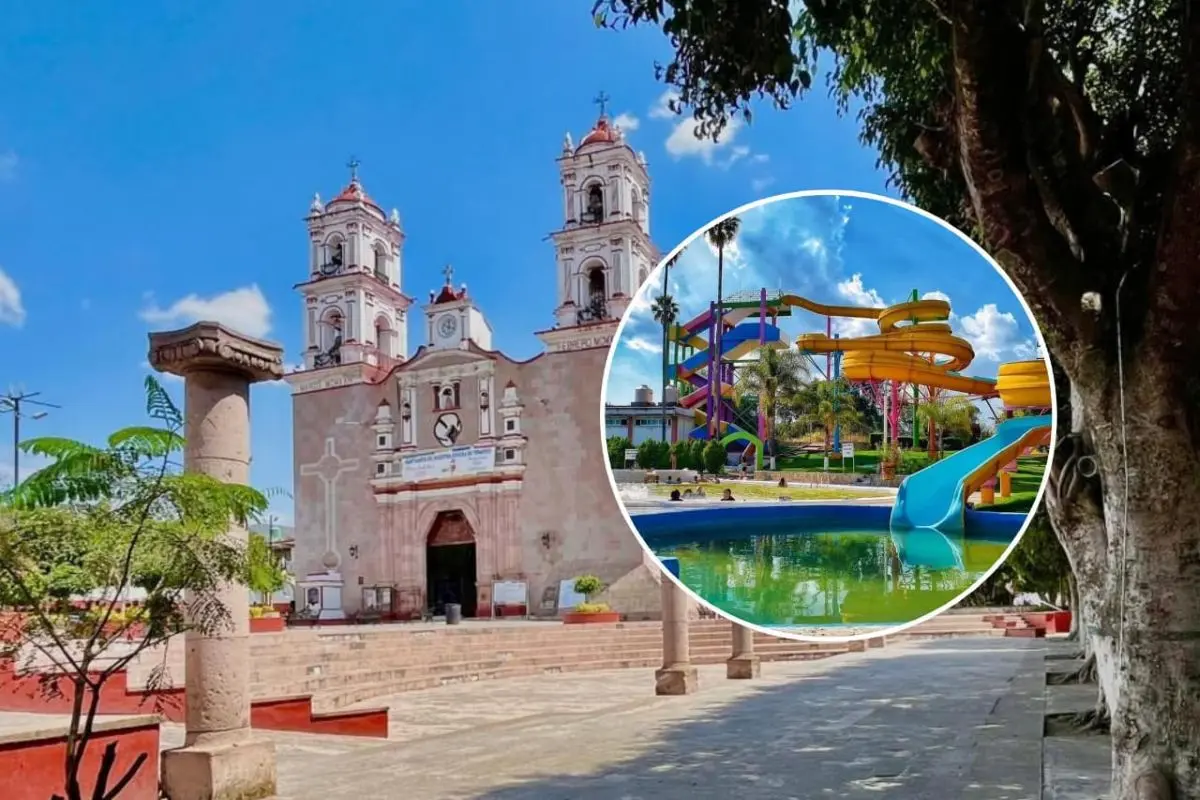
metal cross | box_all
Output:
[593,90,610,117]
[347,156,360,181]
[442,263,454,283]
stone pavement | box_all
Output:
[154,637,1045,799]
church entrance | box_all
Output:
[425,510,478,617]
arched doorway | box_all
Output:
[425,510,477,617]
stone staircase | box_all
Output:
[111,614,1006,712]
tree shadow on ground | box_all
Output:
[476,639,1043,800]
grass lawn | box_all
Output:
[980,456,1047,515]
[646,483,891,501]
[778,448,935,475]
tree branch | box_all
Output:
[946,2,1093,357]
[1147,3,1200,380]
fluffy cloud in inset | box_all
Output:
[833,274,885,337]
[958,303,1037,361]
[139,285,273,339]
[624,335,662,355]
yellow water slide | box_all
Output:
[789,296,1052,406]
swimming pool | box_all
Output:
[632,504,1024,629]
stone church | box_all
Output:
[286,108,663,621]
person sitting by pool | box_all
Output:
[669,489,683,501]
[695,487,706,498]
[720,488,735,502]
[778,477,788,488]
[683,489,694,498]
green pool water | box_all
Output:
[653,528,1011,628]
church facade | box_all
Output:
[285,110,663,621]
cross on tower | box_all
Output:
[442,263,454,284]
[347,156,360,181]
[593,90,610,118]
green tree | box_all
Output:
[671,439,693,470]
[653,251,683,443]
[789,380,865,453]
[635,438,670,469]
[593,2,1200,791]
[917,396,976,457]
[1008,509,1074,607]
[734,345,808,457]
[0,377,266,800]
[606,435,632,470]
[702,438,726,476]
[705,217,740,437]
[246,532,289,606]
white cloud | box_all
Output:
[140,285,273,339]
[664,116,744,164]
[751,177,776,194]
[922,290,951,303]
[612,112,639,133]
[833,274,884,338]
[648,91,755,166]
[0,267,26,326]
[0,150,17,182]
[751,154,770,164]
[624,335,662,355]
[958,303,1036,361]
[649,91,678,119]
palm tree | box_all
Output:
[792,380,866,453]
[735,345,808,458]
[705,217,741,437]
[650,286,680,444]
[917,396,976,458]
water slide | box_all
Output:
[889,414,1052,533]
[792,297,1006,397]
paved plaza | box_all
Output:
[147,637,1046,799]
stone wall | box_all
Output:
[514,347,659,617]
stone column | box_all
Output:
[655,577,697,695]
[149,322,282,800]
[726,621,761,679]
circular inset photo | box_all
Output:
[603,191,1056,639]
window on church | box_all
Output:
[437,384,459,411]
[504,449,515,461]
[373,245,387,281]
[584,184,604,223]
[376,463,386,476]
[505,419,516,432]
[377,435,387,447]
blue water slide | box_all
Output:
[889,414,1051,534]
[677,322,783,376]
[889,529,965,571]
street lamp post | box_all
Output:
[0,390,59,486]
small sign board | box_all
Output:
[841,442,855,458]
[492,580,527,607]
[624,448,638,463]
[557,578,588,612]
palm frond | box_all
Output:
[108,426,186,459]
[144,376,182,427]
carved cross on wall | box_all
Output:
[300,438,361,570]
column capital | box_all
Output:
[149,321,285,383]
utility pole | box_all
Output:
[0,390,59,487]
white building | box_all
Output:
[605,385,695,446]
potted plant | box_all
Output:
[246,532,290,631]
[562,575,620,624]
[880,444,900,481]
[249,603,285,633]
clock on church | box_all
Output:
[434,413,462,447]
[437,314,458,340]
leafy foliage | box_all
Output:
[606,435,633,469]
[0,376,267,800]
[703,438,727,475]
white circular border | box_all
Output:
[600,189,1060,644]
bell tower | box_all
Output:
[537,93,657,354]
[296,160,414,378]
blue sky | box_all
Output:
[606,193,1043,407]
[0,2,983,520]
